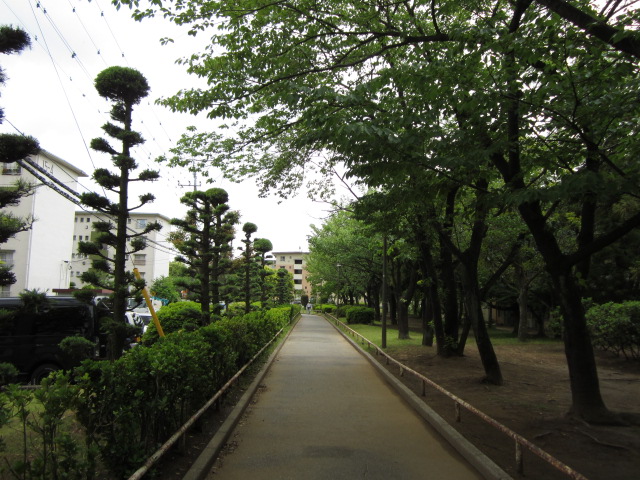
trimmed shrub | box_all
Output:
[585,301,640,360]
[320,304,335,314]
[344,306,375,325]
[142,301,201,344]
[224,301,246,319]
[73,307,291,477]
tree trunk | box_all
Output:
[460,267,503,385]
[516,202,616,422]
[556,271,617,422]
[111,103,133,361]
[414,217,445,354]
[421,295,434,346]
[441,189,460,347]
[456,315,471,356]
[517,278,529,342]
[388,287,397,325]
[395,262,418,340]
[397,299,410,339]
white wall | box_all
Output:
[1,152,84,295]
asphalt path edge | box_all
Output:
[182,314,302,480]
[325,316,512,480]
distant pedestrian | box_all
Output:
[306,303,312,313]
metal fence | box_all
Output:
[331,316,588,480]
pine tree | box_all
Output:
[78,66,160,359]
[170,188,239,324]
[253,238,273,308]
[241,222,258,313]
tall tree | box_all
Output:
[118,0,640,421]
[170,188,238,323]
[0,26,39,288]
[253,237,273,308]
[78,66,160,359]
[241,222,257,313]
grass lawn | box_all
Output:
[342,320,562,350]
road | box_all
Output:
[206,314,484,479]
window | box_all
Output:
[73,235,76,241]
[0,251,14,265]
[294,269,302,275]
[294,279,302,284]
[294,259,303,265]
[2,162,21,175]
[86,217,91,223]
[127,218,132,224]
[280,256,285,261]
[0,285,11,298]
[136,219,148,229]
[133,254,146,266]
[85,236,89,241]
[80,218,84,222]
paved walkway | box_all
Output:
[207,314,484,479]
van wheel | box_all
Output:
[30,364,59,384]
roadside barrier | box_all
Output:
[127,325,288,480]
[329,315,588,480]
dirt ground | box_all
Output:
[380,333,640,480]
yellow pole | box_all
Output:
[133,268,165,337]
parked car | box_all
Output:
[0,296,104,383]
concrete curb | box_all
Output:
[326,317,512,480]
[182,314,302,480]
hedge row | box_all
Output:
[73,305,299,477]
[585,301,640,360]
[344,306,375,324]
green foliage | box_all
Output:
[142,301,201,344]
[0,362,18,386]
[1,373,96,480]
[224,301,249,319]
[94,66,150,106]
[18,289,48,313]
[149,275,181,304]
[74,308,290,477]
[585,302,640,360]
[59,336,95,365]
[170,188,239,321]
[78,66,160,360]
[320,305,335,314]
[344,306,374,325]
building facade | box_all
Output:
[71,211,172,286]
[0,150,87,297]
[271,251,310,299]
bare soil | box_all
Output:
[379,329,640,480]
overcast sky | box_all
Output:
[1,0,346,253]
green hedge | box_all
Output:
[73,306,295,478]
[142,300,202,344]
[585,301,640,360]
[344,306,374,324]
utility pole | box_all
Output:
[179,160,200,192]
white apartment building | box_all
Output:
[271,251,310,298]
[71,211,171,286]
[0,150,87,297]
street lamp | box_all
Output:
[336,263,342,315]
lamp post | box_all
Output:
[336,263,342,316]
[382,234,387,348]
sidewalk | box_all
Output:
[204,314,487,479]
